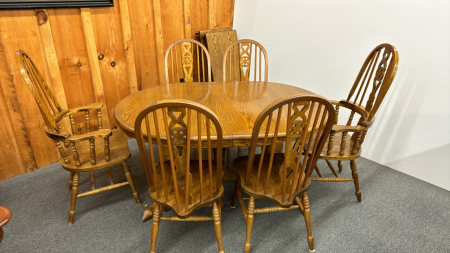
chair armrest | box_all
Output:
[331,125,366,134]
[336,100,369,120]
[329,100,341,106]
[54,103,103,122]
[66,129,112,143]
[44,128,71,141]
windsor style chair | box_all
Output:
[222,39,269,167]
[165,38,212,85]
[231,94,335,253]
[135,100,225,253]
[15,50,141,225]
[309,44,399,202]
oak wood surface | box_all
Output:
[114,81,316,147]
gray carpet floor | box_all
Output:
[0,139,449,253]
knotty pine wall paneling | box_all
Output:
[0,0,234,181]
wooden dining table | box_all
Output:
[114,81,316,220]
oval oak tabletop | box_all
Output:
[114,81,316,147]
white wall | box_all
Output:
[234,0,450,190]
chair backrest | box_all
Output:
[164,39,212,85]
[343,44,399,124]
[245,95,335,205]
[135,99,223,216]
[15,50,63,132]
[222,39,268,82]
[15,50,107,167]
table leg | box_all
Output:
[142,203,158,221]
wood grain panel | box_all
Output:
[91,5,130,128]
[190,0,209,38]
[128,0,159,89]
[48,8,97,134]
[0,10,57,169]
[0,62,27,180]
[0,0,234,181]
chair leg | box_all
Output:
[297,193,315,252]
[150,203,161,253]
[338,160,343,173]
[314,165,322,177]
[68,172,79,225]
[325,160,339,177]
[213,202,225,253]
[350,160,361,202]
[122,162,141,205]
[231,178,240,208]
[68,172,74,191]
[244,196,255,253]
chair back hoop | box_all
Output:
[245,95,335,203]
[222,39,269,82]
[164,39,212,85]
[345,43,399,123]
[134,99,223,216]
[15,50,62,131]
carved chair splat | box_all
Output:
[15,50,141,225]
[309,44,399,202]
[231,94,335,253]
[165,38,212,85]
[135,100,225,253]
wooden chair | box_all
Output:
[222,39,269,167]
[231,94,335,253]
[164,38,211,85]
[309,44,399,202]
[134,99,225,253]
[15,50,141,225]
[0,206,11,243]
[222,39,268,83]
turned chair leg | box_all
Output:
[122,162,141,205]
[213,202,225,253]
[314,165,323,177]
[350,160,361,202]
[338,160,343,173]
[150,203,161,253]
[68,172,79,225]
[296,193,315,252]
[231,178,240,208]
[68,172,74,191]
[244,196,255,253]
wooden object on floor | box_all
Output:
[0,206,12,244]
[309,43,399,202]
[164,39,211,85]
[223,39,268,82]
[231,94,335,253]
[15,50,141,225]
[134,100,225,253]
[198,28,232,48]
[204,29,238,81]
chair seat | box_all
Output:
[233,154,310,207]
[150,160,224,218]
[61,129,131,171]
[307,132,362,160]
